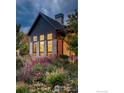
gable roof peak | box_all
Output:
[27,12,65,35]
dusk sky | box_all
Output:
[16,0,78,33]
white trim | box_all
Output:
[29,42,33,55]
[44,40,47,56]
[36,41,40,57]
[52,39,57,55]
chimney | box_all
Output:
[55,13,64,24]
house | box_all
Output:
[28,12,74,57]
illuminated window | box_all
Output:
[48,41,52,52]
[40,35,44,41]
[47,33,52,40]
[33,36,37,41]
[33,36,37,56]
[40,34,44,56]
[47,33,53,55]
[40,42,44,52]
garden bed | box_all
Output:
[16,55,78,93]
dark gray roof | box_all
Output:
[28,12,65,35]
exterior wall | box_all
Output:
[57,39,75,57]
[30,17,56,41]
[53,39,57,55]
[63,41,75,56]
[63,41,70,56]
[57,39,63,56]
[29,17,57,57]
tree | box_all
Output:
[67,10,78,33]
[16,32,24,50]
[16,24,21,34]
[16,24,29,56]
[65,10,78,56]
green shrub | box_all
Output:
[52,59,63,68]
[32,63,42,73]
[46,64,57,72]
[67,62,78,79]
[20,44,29,56]
[16,86,31,93]
[70,79,78,89]
[25,77,33,84]
[46,68,66,88]
[16,58,24,70]
[34,89,51,93]
[60,54,69,62]
[37,75,46,83]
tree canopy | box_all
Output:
[16,24,29,56]
[65,10,78,55]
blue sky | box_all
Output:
[16,0,78,33]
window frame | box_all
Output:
[40,34,45,56]
[47,33,53,56]
[33,36,37,56]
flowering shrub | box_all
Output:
[46,68,67,88]
[16,55,78,92]
[17,62,33,82]
[17,58,44,82]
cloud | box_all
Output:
[16,0,77,29]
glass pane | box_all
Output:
[33,36,37,41]
[48,41,52,52]
[33,43,36,53]
[40,41,44,52]
[47,33,52,40]
[40,35,44,41]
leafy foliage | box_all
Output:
[16,61,33,82]
[67,10,78,33]
[70,79,78,88]
[68,34,78,55]
[45,64,57,72]
[32,63,43,73]
[65,10,78,55]
[16,57,24,70]
[16,32,24,50]
[16,24,29,56]
[16,24,21,34]
[16,56,78,92]
[60,54,69,62]
[16,86,31,93]
[46,68,67,88]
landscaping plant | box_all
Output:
[32,63,43,73]
[46,68,67,90]
[16,57,24,70]
[16,85,31,93]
